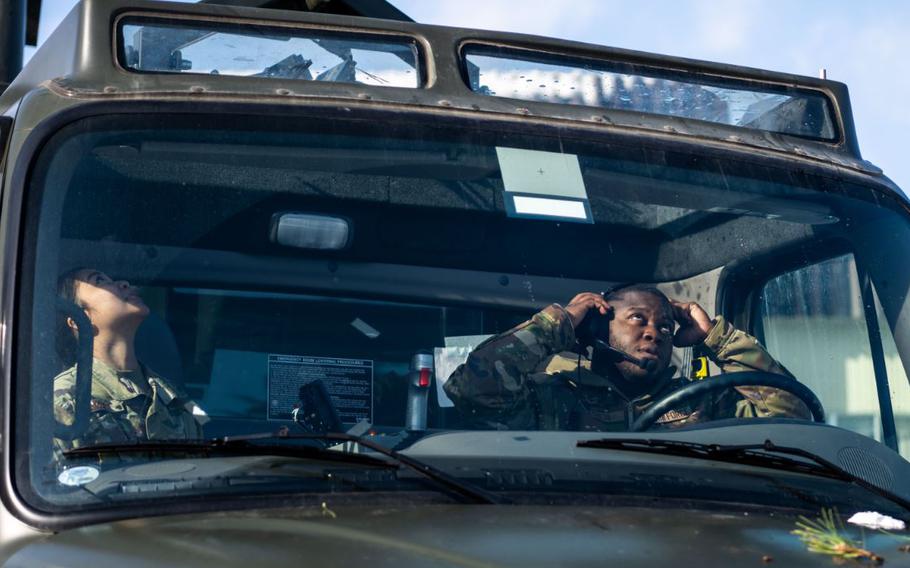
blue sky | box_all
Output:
[25,0,910,192]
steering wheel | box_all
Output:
[630,371,825,432]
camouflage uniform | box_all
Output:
[444,304,811,431]
[53,358,206,457]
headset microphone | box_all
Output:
[592,338,657,372]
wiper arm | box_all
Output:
[578,437,910,512]
[579,438,839,477]
[63,438,396,470]
[222,431,503,505]
[67,431,501,505]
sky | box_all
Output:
[23,0,910,191]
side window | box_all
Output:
[871,285,910,459]
[759,254,910,459]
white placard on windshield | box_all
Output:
[496,147,593,223]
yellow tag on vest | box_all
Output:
[692,356,710,379]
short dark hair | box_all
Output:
[604,283,672,313]
[55,267,88,367]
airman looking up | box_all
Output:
[53,268,205,457]
[444,284,811,431]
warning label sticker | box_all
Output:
[267,354,373,423]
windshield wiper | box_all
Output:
[577,438,910,512]
[63,438,395,469]
[65,431,502,505]
[219,431,503,505]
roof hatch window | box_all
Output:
[118,16,422,88]
[463,45,836,140]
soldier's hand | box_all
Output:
[565,292,610,328]
[671,300,714,347]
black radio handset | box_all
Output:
[576,308,656,374]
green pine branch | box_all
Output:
[791,508,884,565]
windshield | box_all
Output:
[17,111,910,515]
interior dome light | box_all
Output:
[270,213,351,250]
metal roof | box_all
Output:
[0,0,881,175]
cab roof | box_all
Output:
[0,0,879,175]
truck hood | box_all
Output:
[8,504,909,567]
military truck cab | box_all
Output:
[1,1,910,565]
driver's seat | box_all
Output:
[136,313,184,385]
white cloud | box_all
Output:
[689,0,761,54]
[394,0,608,40]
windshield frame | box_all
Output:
[3,98,909,530]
